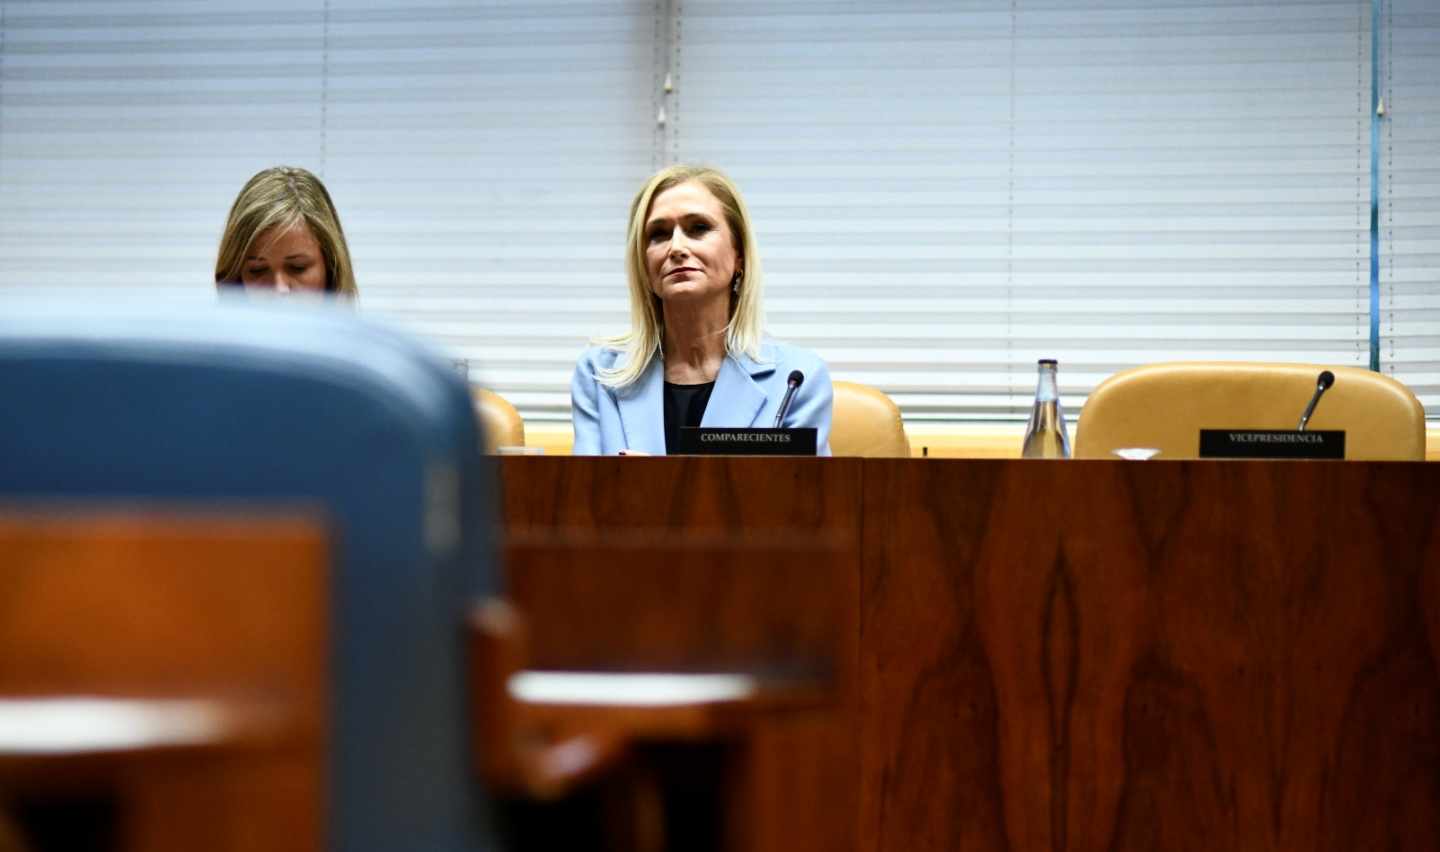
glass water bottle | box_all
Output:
[1021,359,1071,459]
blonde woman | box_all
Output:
[571,164,833,455]
[215,166,357,297]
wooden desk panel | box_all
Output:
[503,457,1440,851]
[501,457,863,852]
[507,531,846,675]
[0,512,328,852]
[861,459,1440,852]
[501,456,863,534]
[0,513,327,702]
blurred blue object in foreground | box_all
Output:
[0,294,500,852]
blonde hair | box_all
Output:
[214,166,357,298]
[597,164,766,389]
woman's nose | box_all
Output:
[667,229,690,255]
[274,274,294,294]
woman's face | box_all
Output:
[241,222,328,293]
[643,180,740,308]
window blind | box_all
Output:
[0,1,328,292]
[1379,0,1440,415]
[324,1,658,418]
[665,0,1375,420]
[0,0,659,422]
[3,1,1433,425]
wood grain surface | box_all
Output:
[0,511,329,852]
[861,459,1440,852]
[501,457,863,852]
[501,456,863,534]
[507,531,845,675]
[0,513,327,703]
[503,457,1440,851]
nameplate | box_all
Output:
[676,427,818,456]
[1198,429,1345,460]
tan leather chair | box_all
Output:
[1074,362,1425,460]
[830,381,911,457]
[472,387,525,453]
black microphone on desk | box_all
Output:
[773,370,804,427]
[1297,370,1335,431]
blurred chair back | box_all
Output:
[831,381,911,457]
[1075,361,1425,460]
[0,298,499,852]
[472,387,525,452]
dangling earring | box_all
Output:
[731,270,742,294]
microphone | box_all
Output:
[773,370,804,428]
[1297,370,1335,431]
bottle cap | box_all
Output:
[1038,358,1057,365]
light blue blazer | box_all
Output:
[570,340,833,456]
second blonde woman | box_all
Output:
[215,166,357,298]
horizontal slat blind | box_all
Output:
[1380,0,1440,415]
[326,1,657,419]
[667,0,1373,420]
[0,0,658,422]
[0,1,327,290]
[5,1,1435,425]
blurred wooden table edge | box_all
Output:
[469,598,830,801]
[512,669,828,737]
[0,695,310,782]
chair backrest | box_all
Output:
[830,380,911,457]
[472,387,525,452]
[0,298,499,852]
[1074,361,1426,460]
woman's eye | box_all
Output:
[245,267,268,278]
[647,228,667,242]
[287,264,309,275]
[689,222,711,234]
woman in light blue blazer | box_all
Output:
[571,165,833,455]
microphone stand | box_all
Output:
[1297,370,1335,431]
